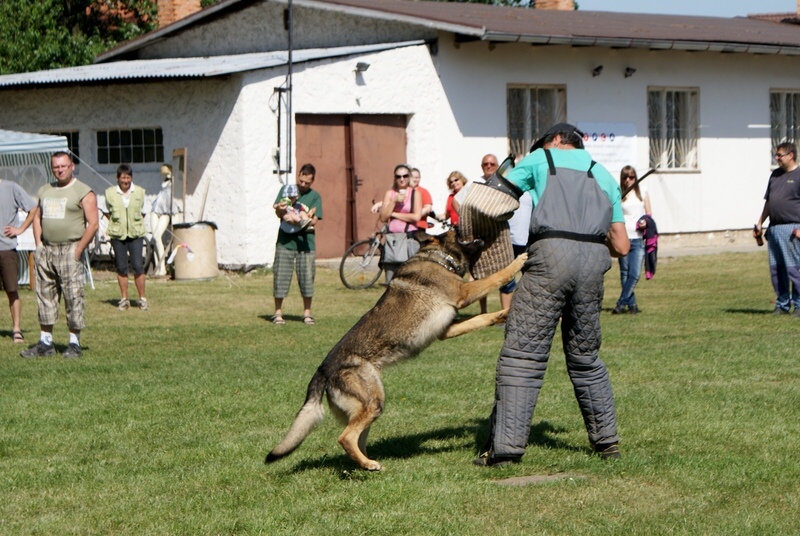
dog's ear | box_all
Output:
[413,229,435,244]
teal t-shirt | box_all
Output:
[274,188,323,252]
[505,148,624,224]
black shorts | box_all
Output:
[111,237,145,275]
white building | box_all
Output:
[1,0,799,267]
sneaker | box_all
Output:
[118,298,130,311]
[628,305,640,315]
[472,451,521,467]
[594,442,621,459]
[62,343,82,358]
[20,341,56,358]
[611,304,626,315]
[139,297,149,311]
[771,307,789,315]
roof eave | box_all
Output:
[482,31,800,54]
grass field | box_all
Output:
[1,250,798,535]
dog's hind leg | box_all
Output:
[339,409,382,471]
[441,309,508,339]
[330,372,385,471]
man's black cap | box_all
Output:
[530,122,584,152]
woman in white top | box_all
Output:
[612,165,651,315]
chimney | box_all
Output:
[534,0,575,10]
[158,0,202,27]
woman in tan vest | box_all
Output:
[103,164,149,311]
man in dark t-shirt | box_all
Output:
[756,141,800,316]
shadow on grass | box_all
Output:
[472,419,584,454]
[723,308,773,315]
[101,298,147,309]
[258,313,316,324]
[276,418,583,473]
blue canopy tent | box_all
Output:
[0,129,68,196]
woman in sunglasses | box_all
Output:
[612,165,652,315]
[379,164,422,282]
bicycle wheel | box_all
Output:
[340,238,383,289]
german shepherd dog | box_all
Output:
[265,229,527,470]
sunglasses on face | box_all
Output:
[395,173,410,179]
[775,152,788,158]
[481,162,497,168]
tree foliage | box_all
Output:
[0,0,157,75]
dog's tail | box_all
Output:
[265,369,326,463]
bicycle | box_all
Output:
[339,216,453,290]
[339,224,388,290]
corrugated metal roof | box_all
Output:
[96,0,800,63]
[0,41,423,88]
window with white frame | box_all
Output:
[507,85,566,156]
[648,87,699,170]
[770,90,800,156]
[96,128,164,165]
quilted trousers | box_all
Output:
[489,239,619,457]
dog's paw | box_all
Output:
[362,460,383,471]
[492,309,509,325]
[511,253,528,271]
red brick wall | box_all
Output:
[158,0,202,27]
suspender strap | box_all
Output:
[528,230,606,246]
[545,149,557,175]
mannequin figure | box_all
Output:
[150,164,175,276]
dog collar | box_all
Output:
[411,249,465,276]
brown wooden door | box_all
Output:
[295,114,407,259]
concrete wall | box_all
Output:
[141,1,436,59]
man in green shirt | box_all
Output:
[21,152,98,358]
[271,163,323,325]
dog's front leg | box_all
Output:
[455,253,527,309]
[441,309,508,339]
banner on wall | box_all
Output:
[576,122,637,178]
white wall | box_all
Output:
[433,35,796,234]
[0,78,250,265]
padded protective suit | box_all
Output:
[489,149,620,457]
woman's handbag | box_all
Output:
[383,232,420,264]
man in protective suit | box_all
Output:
[474,123,630,466]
